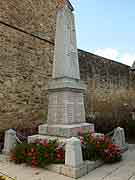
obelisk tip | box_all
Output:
[57,0,74,11]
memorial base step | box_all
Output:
[38,123,94,138]
[28,134,67,144]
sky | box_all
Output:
[70,0,135,66]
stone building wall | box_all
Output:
[0,0,57,41]
[79,50,130,89]
[0,23,54,130]
[0,0,58,130]
[0,0,134,131]
[79,50,135,132]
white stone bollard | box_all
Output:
[3,129,17,154]
[112,127,127,151]
[65,137,83,168]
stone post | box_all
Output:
[60,137,88,178]
[112,127,128,152]
[3,129,17,154]
[131,112,135,120]
[65,137,83,167]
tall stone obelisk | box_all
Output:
[39,0,94,137]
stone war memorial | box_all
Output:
[29,0,94,141]
[39,0,94,137]
[27,0,98,178]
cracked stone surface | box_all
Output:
[0,145,135,180]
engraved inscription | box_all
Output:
[53,95,58,105]
[67,102,74,123]
[68,51,76,64]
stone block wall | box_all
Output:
[0,0,58,130]
[0,23,54,130]
[0,0,57,41]
[79,50,135,132]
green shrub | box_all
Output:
[101,144,122,163]
[11,134,122,167]
[10,139,65,168]
[80,132,122,163]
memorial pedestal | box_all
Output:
[38,78,94,137]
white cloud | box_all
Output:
[93,48,135,66]
[120,54,135,66]
[94,48,119,61]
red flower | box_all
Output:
[96,143,100,149]
[38,140,44,145]
[102,143,122,163]
[31,147,35,153]
[11,154,16,161]
[32,156,36,160]
[27,152,32,156]
[43,140,49,148]
[80,136,84,144]
[31,159,38,167]
[108,144,114,149]
[89,133,95,142]
[44,143,49,148]
[55,147,65,161]
[44,152,49,158]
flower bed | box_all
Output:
[10,133,122,169]
[10,139,65,168]
[80,132,122,163]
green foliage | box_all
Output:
[81,133,101,161]
[11,134,122,167]
[80,132,122,163]
[86,89,135,140]
[11,143,28,164]
[10,139,65,168]
[102,144,122,163]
